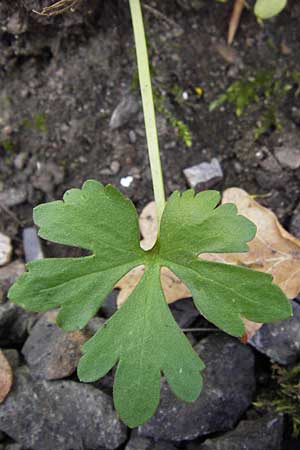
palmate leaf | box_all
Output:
[8,180,292,427]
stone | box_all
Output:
[31,162,65,194]
[22,311,88,380]
[289,202,300,237]
[0,233,12,267]
[0,302,18,332]
[6,12,28,35]
[0,367,127,450]
[125,434,177,450]
[197,413,284,450]
[0,188,27,207]
[13,152,27,170]
[110,160,121,175]
[275,146,300,170]
[5,444,24,450]
[0,261,25,296]
[100,290,118,318]
[250,300,300,365]
[22,227,44,262]
[170,298,199,328]
[0,351,13,404]
[85,316,105,335]
[0,301,36,346]
[183,158,223,190]
[139,334,255,441]
[109,94,139,130]
[2,349,20,370]
[259,154,282,173]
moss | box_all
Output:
[210,69,300,140]
[22,113,48,133]
[254,364,300,437]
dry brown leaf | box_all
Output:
[0,350,13,403]
[203,188,300,299]
[116,188,297,337]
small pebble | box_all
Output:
[14,152,27,170]
[22,227,44,262]
[0,233,12,267]
[183,158,223,190]
[109,94,139,130]
[0,188,27,207]
[110,160,121,175]
[129,130,137,144]
[120,176,134,188]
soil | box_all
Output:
[1,0,300,448]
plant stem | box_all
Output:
[129,0,166,223]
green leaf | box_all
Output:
[159,190,256,258]
[9,180,144,330]
[78,264,204,427]
[8,181,292,427]
[254,0,287,19]
[165,259,292,337]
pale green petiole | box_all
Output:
[129,0,166,223]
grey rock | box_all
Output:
[183,158,223,190]
[250,300,300,365]
[197,413,284,450]
[290,202,300,237]
[291,107,300,126]
[128,130,137,144]
[5,444,24,450]
[0,260,25,297]
[0,302,36,346]
[14,152,27,171]
[22,311,87,380]
[31,162,65,194]
[275,146,300,170]
[259,154,282,173]
[0,302,18,332]
[100,290,118,318]
[109,94,139,129]
[0,367,127,450]
[85,316,105,336]
[125,435,177,450]
[0,233,12,267]
[170,298,199,328]
[2,349,20,370]
[110,160,121,175]
[139,334,255,441]
[22,227,44,262]
[0,188,27,207]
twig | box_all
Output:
[228,0,245,45]
[33,0,81,17]
[143,3,183,33]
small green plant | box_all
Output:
[1,139,13,153]
[154,91,192,147]
[22,113,48,133]
[9,0,292,427]
[255,365,300,437]
[210,70,299,139]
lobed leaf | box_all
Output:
[8,181,292,427]
[159,190,256,258]
[78,264,204,427]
